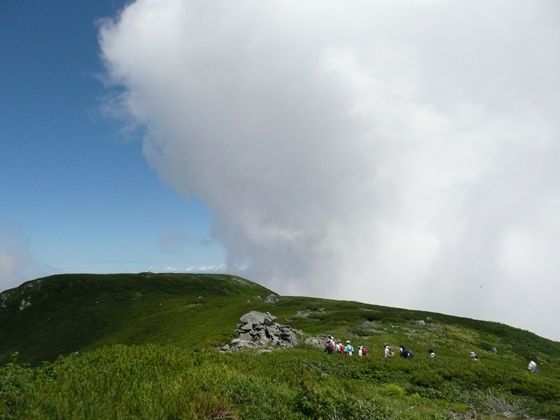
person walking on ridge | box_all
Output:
[344,340,354,356]
[384,344,394,359]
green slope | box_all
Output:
[0,273,275,365]
[1,273,559,367]
[1,273,559,418]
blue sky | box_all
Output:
[0,0,224,285]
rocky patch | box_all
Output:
[304,334,332,348]
[222,311,299,352]
[264,294,279,304]
[19,298,31,311]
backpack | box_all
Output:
[401,348,413,358]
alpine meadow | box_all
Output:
[1,273,559,419]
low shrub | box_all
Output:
[381,383,406,398]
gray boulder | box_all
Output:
[238,323,253,332]
[222,311,299,352]
[266,325,280,337]
[239,311,277,326]
[237,332,253,342]
[264,294,279,304]
[263,312,277,325]
[239,311,266,325]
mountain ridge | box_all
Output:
[1,273,559,418]
[1,273,558,365]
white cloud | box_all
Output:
[164,264,226,273]
[99,0,560,340]
[0,227,46,292]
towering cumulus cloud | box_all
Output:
[99,0,560,340]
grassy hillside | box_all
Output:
[1,273,559,419]
[0,273,274,365]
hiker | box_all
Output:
[528,359,538,373]
[324,337,336,354]
[337,342,345,355]
[428,349,435,359]
[384,344,394,359]
[399,346,414,358]
[469,352,480,362]
[358,345,369,356]
[344,340,354,356]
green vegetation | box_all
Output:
[1,274,559,418]
[0,273,273,365]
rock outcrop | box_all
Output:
[264,294,279,304]
[222,311,299,352]
[304,334,331,348]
